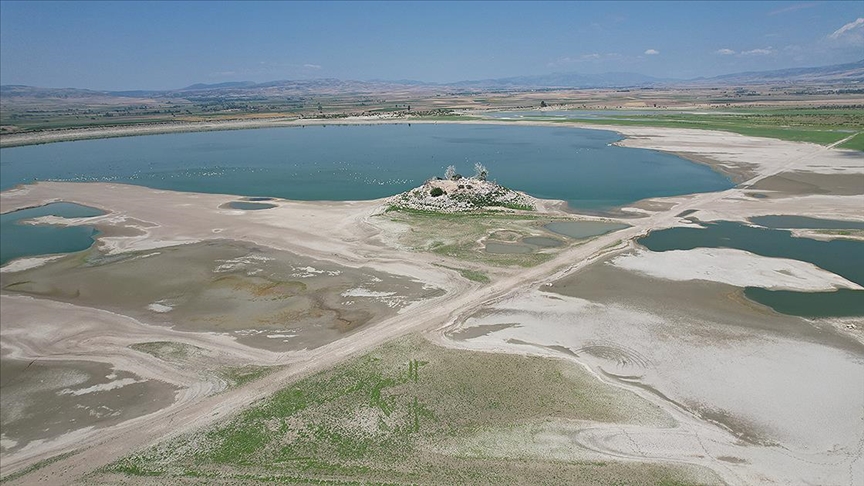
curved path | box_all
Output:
[2,125,862,485]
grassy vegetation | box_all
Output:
[837,132,864,151]
[220,365,280,388]
[532,108,863,147]
[433,264,491,283]
[130,341,199,360]
[101,336,711,485]
[814,229,864,239]
[130,341,278,389]
[381,209,574,268]
[0,450,79,482]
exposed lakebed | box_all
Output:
[0,241,442,351]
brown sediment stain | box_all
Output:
[694,405,776,446]
[447,322,520,341]
[505,338,580,358]
[717,456,748,464]
[0,358,178,455]
[0,240,439,352]
[745,172,864,196]
[668,150,758,184]
[549,260,864,355]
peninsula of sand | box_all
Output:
[1,121,862,486]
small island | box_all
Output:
[388,163,535,213]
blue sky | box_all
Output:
[1,1,862,90]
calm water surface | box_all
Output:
[749,215,864,230]
[545,221,630,239]
[638,221,864,317]
[225,201,278,210]
[0,124,732,210]
[1,203,104,265]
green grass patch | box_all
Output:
[130,341,199,361]
[219,365,279,388]
[507,108,863,146]
[433,264,491,283]
[837,132,864,151]
[101,336,712,485]
[558,116,854,145]
[381,209,565,268]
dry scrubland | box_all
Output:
[94,336,715,485]
[0,119,863,485]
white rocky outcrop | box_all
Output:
[386,177,535,213]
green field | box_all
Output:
[837,132,864,151]
[100,336,715,485]
[536,108,863,148]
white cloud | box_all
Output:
[303,64,322,70]
[741,47,774,56]
[644,49,660,55]
[829,18,864,45]
[715,48,736,55]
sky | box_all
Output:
[1,1,862,90]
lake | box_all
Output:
[0,124,732,210]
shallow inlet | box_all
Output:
[0,202,105,265]
[638,221,864,317]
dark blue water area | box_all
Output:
[638,221,864,317]
[0,124,732,210]
[0,203,105,265]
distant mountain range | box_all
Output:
[2,59,862,101]
[690,59,864,85]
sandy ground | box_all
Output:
[1,123,862,485]
[611,247,862,291]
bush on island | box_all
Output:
[430,187,445,197]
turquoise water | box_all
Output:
[743,288,864,318]
[749,215,864,230]
[638,221,864,317]
[0,124,732,210]
[0,203,105,265]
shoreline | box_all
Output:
[0,116,748,210]
[1,121,862,485]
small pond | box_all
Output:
[545,221,630,239]
[1,203,105,266]
[224,201,278,210]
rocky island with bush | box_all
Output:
[387,163,536,213]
